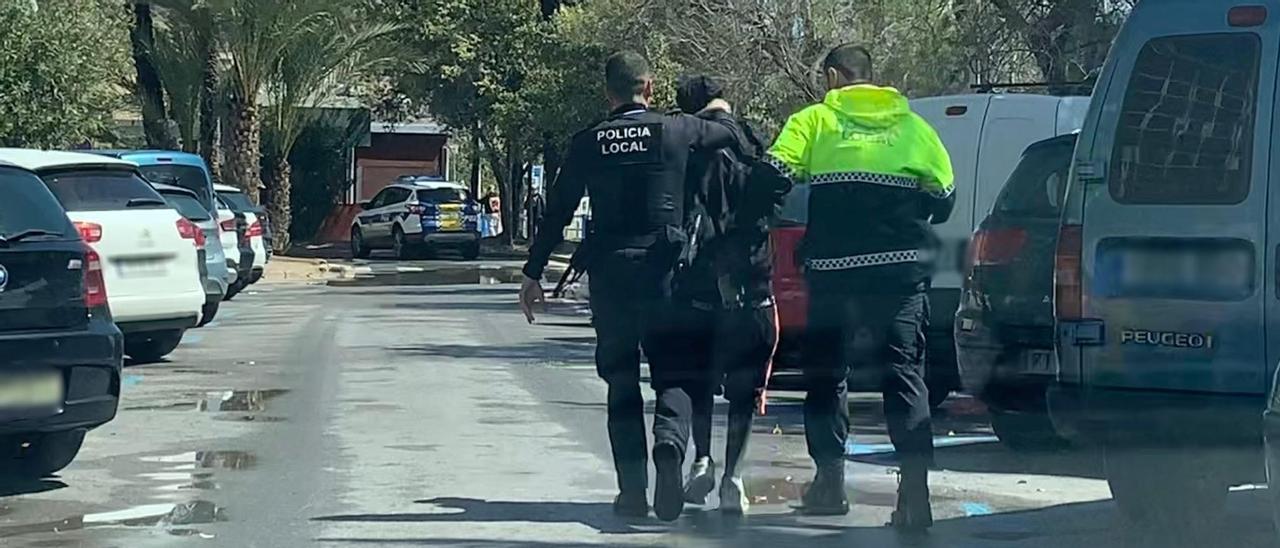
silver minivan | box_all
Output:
[1052,0,1275,532]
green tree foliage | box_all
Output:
[0,0,131,148]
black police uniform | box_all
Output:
[523,103,739,512]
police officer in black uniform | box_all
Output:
[519,51,740,519]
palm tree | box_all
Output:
[151,0,213,153]
[130,1,180,149]
[203,0,320,205]
[260,11,404,251]
[151,0,227,181]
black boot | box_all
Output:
[653,442,685,522]
[613,460,649,518]
[890,462,932,532]
[800,463,849,515]
[613,490,649,518]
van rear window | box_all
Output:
[1109,33,1260,205]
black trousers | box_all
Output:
[588,248,673,495]
[803,279,934,467]
[648,304,778,457]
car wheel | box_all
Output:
[989,408,1068,452]
[351,227,371,259]
[1104,445,1227,535]
[125,330,185,363]
[461,241,481,260]
[2,430,86,479]
[392,227,414,260]
[199,301,220,327]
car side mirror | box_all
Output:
[359,200,372,210]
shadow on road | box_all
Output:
[0,478,66,497]
[310,490,1275,548]
[312,496,646,535]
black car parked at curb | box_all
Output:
[0,161,124,479]
[955,134,1075,451]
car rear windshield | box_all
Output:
[218,191,256,213]
[418,188,469,203]
[0,167,75,239]
[1109,33,1260,205]
[138,164,213,208]
[993,140,1075,218]
[42,169,170,212]
[160,190,212,222]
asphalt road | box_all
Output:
[1,265,1276,547]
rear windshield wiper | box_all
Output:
[0,229,63,247]
[127,197,168,207]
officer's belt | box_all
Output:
[806,249,929,272]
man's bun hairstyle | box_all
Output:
[675,75,724,114]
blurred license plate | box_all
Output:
[1020,350,1055,375]
[0,372,63,409]
[117,258,168,278]
[1102,239,1254,300]
[439,213,462,230]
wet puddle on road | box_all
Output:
[0,450,263,540]
[0,500,228,540]
[198,389,288,412]
[123,389,290,422]
[339,265,527,286]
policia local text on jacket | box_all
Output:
[522,100,741,518]
[756,81,954,525]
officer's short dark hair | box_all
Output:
[604,50,651,100]
[823,43,873,82]
[676,75,724,113]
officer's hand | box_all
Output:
[519,276,546,323]
[701,98,733,114]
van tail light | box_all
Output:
[247,220,263,238]
[83,246,108,308]
[74,222,103,243]
[176,218,206,250]
[1054,224,1084,320]
[220,218,237,232]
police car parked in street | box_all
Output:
[350,177,481,260]
[0,160,123,479]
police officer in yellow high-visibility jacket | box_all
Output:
[754,44,954,529]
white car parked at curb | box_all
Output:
[0,149,206,362]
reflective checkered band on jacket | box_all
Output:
[809,171,919,190]
[926,185,955,199]
[806,249,921,271]
[765,155,799,182]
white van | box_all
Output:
[913,93,1090,307]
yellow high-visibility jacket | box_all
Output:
[766,84,955,284]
